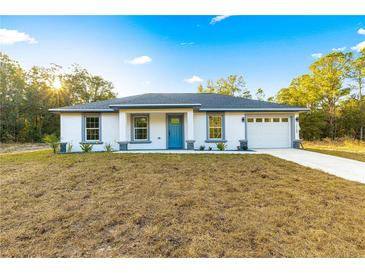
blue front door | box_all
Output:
[168,115,183,149]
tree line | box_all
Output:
[1,49,364,143]
[198,50,365,140]
[0,53,116,142]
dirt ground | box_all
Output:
[0,143,49,154]
[1,151,364,257]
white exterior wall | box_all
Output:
[101,113,119,150]
[193,112,245,150]
[225,112,246,150]
[60,113,82,151]
[60,113,119,152]
[127,112,167,150]
[59,110,300,151]
[193,112,207,149]
[122,109,190,150]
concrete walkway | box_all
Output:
[115,150,257,154]
[256,149,365,184]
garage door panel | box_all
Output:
[247,117,291,148]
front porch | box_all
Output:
[117,108,195,151]
[115,149,257,154]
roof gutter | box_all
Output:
[48,108,116,113]
[109,103,201,109]
[199,108,309,112]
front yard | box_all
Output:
[1,151,364,257]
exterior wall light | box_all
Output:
[242,117,245,123]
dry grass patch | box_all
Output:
[1,151,365,257]
[0,143,49,154]
[304,138,365,162]
[306,149,365,162]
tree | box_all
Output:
[0,53,117,143]
[43,134,59,153]
[348,48,365,139]
[349,49,365,100]
[338,96,365,139]
[276,75,327,139]
[24,65,61,141]
[62,65,116,104]
[276,74,321,109]
[309,52,352,139]
[255,88,265,101]
[275,50,365,141]
[299,110,327,140]
[197,75,252,98]
[0,53,26,142]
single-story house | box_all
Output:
[49,93,308,152]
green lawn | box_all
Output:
[1,151,364,257]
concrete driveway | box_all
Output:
[256,149,365,184]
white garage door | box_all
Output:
[247,117,291,148]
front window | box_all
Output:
[133,115,148,141]
[85,116,100,141]
[208,113,223,139]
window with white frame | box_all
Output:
[208,113,223,140]
[133,115,148,141]
[85,116,100,141]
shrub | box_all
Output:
[199,145,205,151]
[80,143,93,153]
[216,142,227,151]
[208,146,212,151]
[43,134,59,154]
[104,143,113,152]
[67,143,73,153]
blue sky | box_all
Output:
[1,16,364,98]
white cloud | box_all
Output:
[351,41,365,52]
[180,42,195,46]
[0,28,37,45]
[357,28,365,35]
[210,15,231,25]
[332,46,346,51]
[311,53,323,59]
[184,75,203,84]
[125,55,152,65]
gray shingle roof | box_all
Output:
[49,93,307,112]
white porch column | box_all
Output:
[118,110,128,150]
[186,110,195,150]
